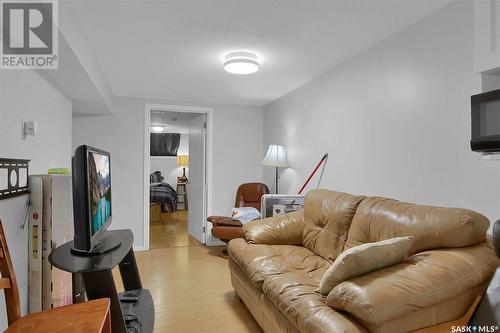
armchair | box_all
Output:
[207,182,269,257]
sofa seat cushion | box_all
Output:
[262,269,367,333]
[228,238,330,289]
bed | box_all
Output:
[150,171,178,212]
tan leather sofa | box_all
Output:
[227,189,499,333]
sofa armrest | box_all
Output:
[243,210,304,245]
[326,242,499,327]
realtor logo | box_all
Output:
[1,0,58,69]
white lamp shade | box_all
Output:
[262,145,290,168]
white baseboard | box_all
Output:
[133,245,149,252]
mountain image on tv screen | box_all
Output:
[88,151,111,235]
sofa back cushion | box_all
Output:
[345,196,489,255]
[303,189,364,262]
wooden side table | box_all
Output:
[6,298,111,333]
[176,183,188,210]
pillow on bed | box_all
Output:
[150,171,164,183]
[317,236,412,295]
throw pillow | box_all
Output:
[317,236,412,295]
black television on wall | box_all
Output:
[72,145,119,255]
[471,88,500,152]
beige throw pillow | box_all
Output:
[317,236,412,295]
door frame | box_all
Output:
[143,103,213,251]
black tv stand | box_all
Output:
[49,229,154,333]
[70,232,122,256]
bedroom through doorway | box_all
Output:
[146,107,209,249]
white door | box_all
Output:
[187,114,207,243]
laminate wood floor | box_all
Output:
[150,210,201,249]
[114,245,263,333]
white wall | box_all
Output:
[72,97,263,248]
[264,1,500,224]
[150,134,189,187]
[0,70,72,328]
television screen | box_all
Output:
[87,150,111,235]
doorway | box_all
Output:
[143,104,213,250]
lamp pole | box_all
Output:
[275,166,278,194]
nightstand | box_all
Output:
[176,183,188,210]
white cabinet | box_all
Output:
[475,0,500,73]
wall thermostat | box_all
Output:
[22,119,38,139]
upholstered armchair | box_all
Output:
[207,182,269,257]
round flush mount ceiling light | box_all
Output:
[151,125,165,133]
[223,51,260,75]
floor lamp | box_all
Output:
[262,145,290,194]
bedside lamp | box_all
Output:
[177,155,189,183]
[262,145,289,194]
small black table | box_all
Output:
[49,229,154,333]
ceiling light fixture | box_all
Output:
[223,51,260,75]
[151,125,165,133]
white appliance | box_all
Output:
[28,175,74,313]
[260,194,305,219]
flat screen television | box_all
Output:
[72,145,118,254]
[471,88,500,152]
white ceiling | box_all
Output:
[73,0,453,107]
[151,110,198,134]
